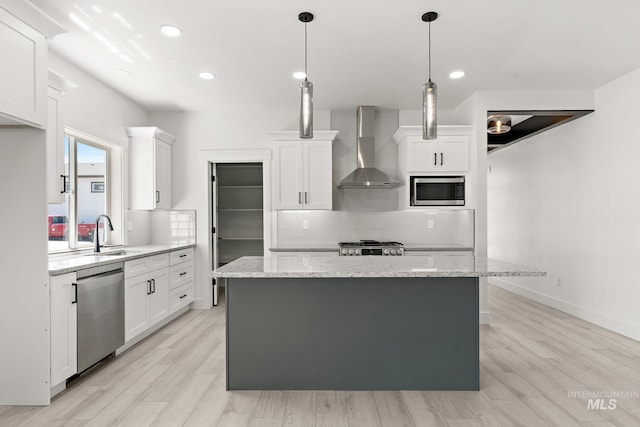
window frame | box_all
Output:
[48,128,123,253]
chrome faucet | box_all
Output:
[94,214,114,253]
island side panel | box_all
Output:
[226,277,479,390]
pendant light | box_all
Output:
[422,12,438,140]
[298,12,314,139]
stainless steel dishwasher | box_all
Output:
[76,262,125,373]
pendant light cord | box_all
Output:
[428,20,431,81]
[304,22,308,79]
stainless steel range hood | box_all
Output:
[338,106,399,189]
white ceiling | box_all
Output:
[31,0,640,112]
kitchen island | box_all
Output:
[213,254,544,391]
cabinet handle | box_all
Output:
[156,191,160,204]
[179,272,187,276]
[179,254,187,258]
[60,175,67,194]
[440,153,443,166]
[152,278,156,294]
[179,294,187,299]
[433,153,437,166]
[147,280,152,295]
[305,192,308,204]
[298,192,302,204]
[72,283,77,304]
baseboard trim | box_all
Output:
[490,277,640,342]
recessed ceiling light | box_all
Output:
[160,25,182,37]
[199,72,215,80]
[113,68,130,76]
[449,70,465,79]
[293,71,307,80]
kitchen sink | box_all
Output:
[84,250,131,257]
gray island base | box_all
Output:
[214,255,545,391]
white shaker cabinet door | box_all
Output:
[124,275,150,341]
[147,269,170,325]
[438,135,469,172]
[0,8,47,127]
[50,273,77,387]
[273,142,304,210]
[154,139,171,210]
[46,88,65,204]
[302,141,332,210]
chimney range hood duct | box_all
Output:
[338,106,399,189]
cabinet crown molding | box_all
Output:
[267,131,339,142]
[393,125,474,144]
[126,126,176,145]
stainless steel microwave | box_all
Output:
[410,176,465,206]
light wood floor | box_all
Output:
[2,285,640,427]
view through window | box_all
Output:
[48,135,109,252]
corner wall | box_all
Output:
[487,72,640,340]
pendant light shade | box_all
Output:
[422,12,438,140]
[298,12,314,139]
[423,80,437,139]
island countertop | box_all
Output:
[212,254,545,278]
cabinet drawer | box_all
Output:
[170,283,193,314]
[170,248,193,265]
[170,260,193,290]
[125,253,170,278]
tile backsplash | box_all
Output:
[125,210,196,246]
[276,209,474,248]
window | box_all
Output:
[48,131,122,252]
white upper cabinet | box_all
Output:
[394,126,472,173]
[0,4,62,128]
[127,127,175,210]
[268,131,338,211]
[46,85,65,204]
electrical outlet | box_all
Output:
[303,220,309,230]
[556,277,562,287]
[427,219,434,229]
[127,221,134,231]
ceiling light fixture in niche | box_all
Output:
[487,115,512,134]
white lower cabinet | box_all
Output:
[124,253,170,342]
[50,272,77,388]
[169,248,194,314]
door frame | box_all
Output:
[201,149,272,308]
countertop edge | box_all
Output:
[49,243,196,276]
[211,271,546,278]
[269,247,474,252]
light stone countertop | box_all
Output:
[212,255,546,278]
[49,243,196,276]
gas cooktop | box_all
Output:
[338,240,404,256]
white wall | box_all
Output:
[148,109,331,308]
[48,52,148,147]
[487,70,640,340]
[450,89,594,324]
